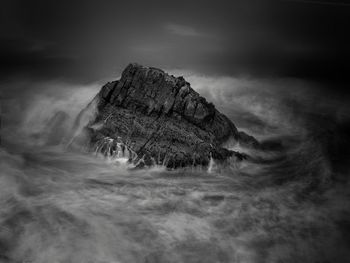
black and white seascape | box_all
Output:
[0,1,350,262]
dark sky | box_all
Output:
[0,0,349,90]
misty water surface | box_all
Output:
[0,77,349,263]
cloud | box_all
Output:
[164,23,209,37]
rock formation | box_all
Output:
[81,63,259,168]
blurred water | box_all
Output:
[0,141,349,263]
[1,78,350,262]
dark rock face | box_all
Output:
[84,63,258,168]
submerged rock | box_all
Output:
[82,63,259,168]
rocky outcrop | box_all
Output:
[83,63,258,168]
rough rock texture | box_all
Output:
[85,63,258,168]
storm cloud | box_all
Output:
[0,0,349,88]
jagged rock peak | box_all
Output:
[98,63,237,141]
[83,63,259,168]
